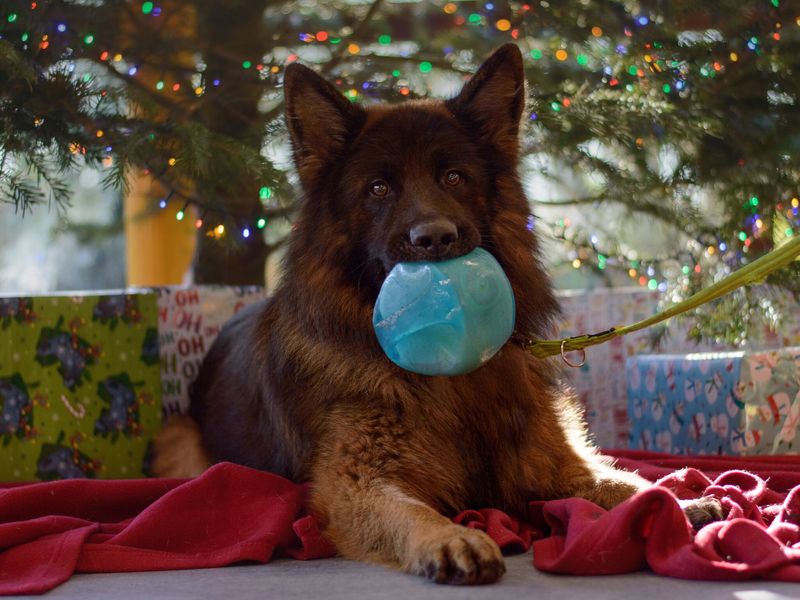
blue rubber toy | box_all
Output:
[373,247,516,376]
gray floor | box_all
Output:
[16,552,800,599]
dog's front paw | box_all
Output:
[680,496,725,531]
[408,526,505,585]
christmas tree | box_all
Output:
[1,0,798,342]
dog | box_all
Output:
[154,44,721,585]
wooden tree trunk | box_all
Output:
[191,0,271,285]
[123,1,198,287]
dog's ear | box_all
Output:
[284,63,364,185]
[446,44,525,150]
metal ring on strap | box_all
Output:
[560,339,586,368]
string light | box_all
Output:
[8,0,798,304]
[159,199,167,209]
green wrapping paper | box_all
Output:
[0,293,162,481]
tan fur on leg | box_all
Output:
[153,415,211,478]
[311,409,506,585]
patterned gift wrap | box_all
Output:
[556,287,800,449]
[155,286,266,418]
[2,285,794,479]
[557,289,665,449]
[0,293,162,481]
[627,347,800,456]
[737,347,800,455]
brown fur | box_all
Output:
[153,415,209,478]
[155,45,717,585]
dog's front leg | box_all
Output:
[512,432,724,530]
[310,420,505,585]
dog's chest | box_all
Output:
[407,358,539,510]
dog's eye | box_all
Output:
[369,180,390,198]
[444,170,463,186]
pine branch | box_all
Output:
[0,171,45,215]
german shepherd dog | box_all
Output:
[155,44,720,585]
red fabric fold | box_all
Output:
[2,451,800,595]
[0,463,335,595]
[454,508,536,553]
[526,454,800,581]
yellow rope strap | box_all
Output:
[528,235,800,361]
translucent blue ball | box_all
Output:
[373,247,516,376]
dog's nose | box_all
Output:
[409,219,459,255]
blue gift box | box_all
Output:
[627,352,744,455]
[629,347,800,456]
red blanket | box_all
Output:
[2,451,799,595]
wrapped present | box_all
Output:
[0,293,162,481]
[156,286,266,417]
[737,348,800,455]
[558,289,658,449]
[555,288,723,449]
[627,347,800,455]
[556,287,800,449]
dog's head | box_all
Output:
[283,44,557,338]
